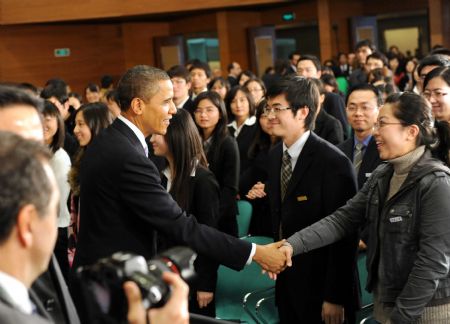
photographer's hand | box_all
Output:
[124,272,189,324]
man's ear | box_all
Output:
[16,204,37,248]
[295,106,310,121]
[130,98,144,116]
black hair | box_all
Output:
[69,102,112,195]
[0,132,52,243]
[346,84,383,106]
[208,77,231,92]
[42,101,65,154]
[117,65,170,112]
[366,51,388,66]
[85,83,100,93]
[163,109,208,210]
[266,76,319,131]
[105,89,119,103]
[225,85,256,120]
[0,85,44,112]
[244,78,266,96]
[297,54,322,72]
[68,92,83,103]
[100,75,114,89]
[237,70,256,84]
[167,65,191,83]
[192,91,229,148]
[417,54,450,77]
[423,66,450,90]
[355,39,376,52]
[189,61,212,79]
[320,74,339,93]
[386,92,450,165]
[17,83,38,96]
[288,51,301,60]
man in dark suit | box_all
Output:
[338,84,383,189]
[0,132,60,324]
[0,86,80,324]
[296,54,350,137]
[167,65,194,112]
[248,77,358,323]
[227,61,241,87]
[74,65,288,276]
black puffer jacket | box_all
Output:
[287,150,450,324]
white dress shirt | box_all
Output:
[0,271,33,314]
[117,115,149,156]
[49,148,71,228]
[228,115,257,137]
[282,130,311,171]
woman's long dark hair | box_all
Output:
[193,91,229,148]
[69,102,112,194]
[386,92,450,165]
[165,109,208,210]
[225,85,256,122]
[43,101,65,154]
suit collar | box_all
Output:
[116,115,148,155]
[113,118,148,157]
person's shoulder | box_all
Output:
[0,301,52,324]
[310,132,348,160]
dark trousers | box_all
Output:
[54,227,70,282]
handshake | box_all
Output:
[253,240,294,279]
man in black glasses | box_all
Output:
[248,76,359,324]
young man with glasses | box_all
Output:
[338,84,383,189]
[248,76,358,324]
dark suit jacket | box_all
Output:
[314,109,344,145]
[181,97,195,114]
[206,135,240,237]
[159,166,220,292]
[337,136,382,189]
[323,92,349,138]
[267,132,358,322]
[74,119,251,271]
[228,123,258,175]
[32,255,80,324]
[0,282,53,324]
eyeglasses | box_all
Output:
[373,120,404,130]
[263,105,291,116]
[423,90,448,100]
[346,105,377,114]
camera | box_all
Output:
[76,247,197,323]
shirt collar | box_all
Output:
[0,271,33,314]
[191,88,207,101]
[228,115,257,137]
[117,115,148,155]
[282,130,310,161]
[353,134,372,148]
[176,96,190,109]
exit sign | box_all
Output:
[282,12,296,22]
[54,48,71,57]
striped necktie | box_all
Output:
[353,142,364,173]
[280,150,292,201]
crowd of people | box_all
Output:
[1,38,450,324]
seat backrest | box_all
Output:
[215,236,275,322]
[237,200,253,238]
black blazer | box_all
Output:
[337,136,383,189]
[228,123,258,175]
[206,135,240,237]
[323,92,349,137]
[160,166,220,292]
[181,97,195,114]
[314,109,344,145]
[267,132,358,321]
[74,119,251,270]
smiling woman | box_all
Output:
[283,92,450,323]
[423,66,450,123]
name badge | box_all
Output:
[297,195,308,202]
[389,216,402,223]
[365,173,372,178]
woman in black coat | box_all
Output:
[193,91,240,238]
[150,108,220,317]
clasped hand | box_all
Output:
[253,240,293,277]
